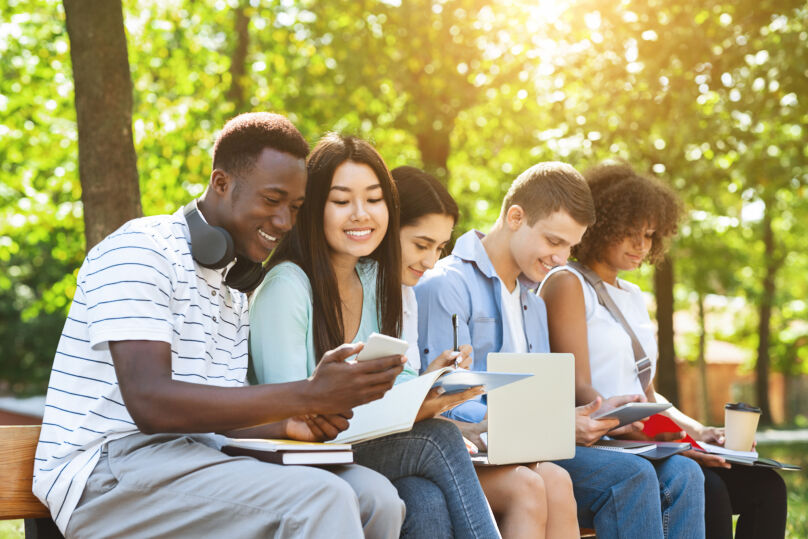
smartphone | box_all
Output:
[354,332,409,362]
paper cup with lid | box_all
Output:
[724,402,761,451]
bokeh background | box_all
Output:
[1,0,806,535]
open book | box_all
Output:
[696,441,800,470]
[330,368,532,444]
[220,437,353,465]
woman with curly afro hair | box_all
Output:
[539,162,787,539]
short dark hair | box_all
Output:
[501,162,595,226]
[270,133,402,361]
[391,166,459,228]
[212,112,309,176]
[573,162,682,265]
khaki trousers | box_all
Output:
[65,433,404,538]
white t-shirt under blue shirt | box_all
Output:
[33,208,249,533]
[499,279,528,354]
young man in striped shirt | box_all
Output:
[33,113,408,538]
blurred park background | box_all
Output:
[1,0,806,535]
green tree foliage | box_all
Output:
[0,1,82,394]
[2,0,807,422]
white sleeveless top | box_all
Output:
[539,265,658,398]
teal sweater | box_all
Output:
[250,259,417,384]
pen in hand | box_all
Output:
[452,313,459,369]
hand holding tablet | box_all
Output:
[591,402,671,428]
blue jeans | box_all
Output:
[354,418,498,539]
[393,476,452,538]
[655,455,705,539]
[555,446,704,539]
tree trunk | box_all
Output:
[64,0,141,251]
[415,128,451,186]
[226,3,250,113]
[697,291,710,424]
[654,255,680,406]
[756,207,777,425]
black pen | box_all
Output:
[452,314,459,369]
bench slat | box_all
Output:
[0,425,51,519]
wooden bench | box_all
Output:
[1,424,595,537]
[1,425,63,538]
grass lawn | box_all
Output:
[0,520,23,539]
[762,441,808,537]
[1,443,805,538]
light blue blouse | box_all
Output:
[250,259,381,384]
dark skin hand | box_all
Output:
[110,340,404,439]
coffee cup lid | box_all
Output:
[725,402,761,413]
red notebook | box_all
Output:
[642,414,702,448]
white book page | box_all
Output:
[223,437,352,452]
[331,368,450,444]
[699,441,758,458]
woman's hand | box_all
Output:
[696,426,726,445]
[455,419,488,451]
[423,344,473,373]
[414,385,484,422]
[681,449,731,469]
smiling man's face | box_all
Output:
[223,147,307,263]
[509,208,588,282]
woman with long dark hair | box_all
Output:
[250,134,499,538]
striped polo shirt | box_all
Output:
[33,207,250,533]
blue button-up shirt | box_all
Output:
[414,230,551,422]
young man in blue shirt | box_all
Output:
[415,162,705,539]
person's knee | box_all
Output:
[760,468,787,504]
[619,455,659,497]
[313,472,363,514]
[680,456,704,485]
[356,470,405,526]
[413,417,463,444]
[508,466,548,518]
[375,478,406,526]
[538,462,575,503]
[666,456,704,496]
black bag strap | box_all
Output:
[567,262,653,391]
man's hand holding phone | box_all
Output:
[305,342,405,415]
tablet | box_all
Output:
[590,402,671,427]
[355,333,409,362]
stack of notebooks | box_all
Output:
[592,439,691,460]
[221,438,353,466]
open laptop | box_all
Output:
[472,353,575,465]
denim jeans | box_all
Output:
[654,455,705,539]
[554,446,705,539]
[354,418,499,539]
